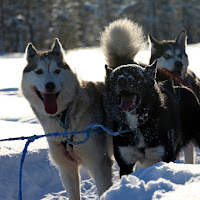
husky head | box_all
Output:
[22,38,78,116]
[149,30,188,79]
[106,61,158,112]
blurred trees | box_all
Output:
[121,0,200,43]
[0,0,200,53]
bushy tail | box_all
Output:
[100,18,146,69]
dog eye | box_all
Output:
[54,69,61,74]
[35,69,43,75]
[164,54,171,59]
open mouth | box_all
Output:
[158,67,187,86]
[34,87,59,115]
[164,70,187,86]
[118,90,138,110]
[171,71,181,77]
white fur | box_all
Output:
[119,145,165,169]
[134,145,165,172]
[144,146,165,164]
[125,111,145,148]
[125,111,138,130]
[100,18,146,69]
[149,32,189,79]
[22,59,76,117]
[22,41,113,200]
[157,53,188,79]
[119,146,145,165]
[182,54,189,78]
[184,142,195,164]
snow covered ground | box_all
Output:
[0,45,200,200]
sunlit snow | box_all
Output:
[0,45,200,200]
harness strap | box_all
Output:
[56,103,73,148]
[175,86,181,104]
[56,103,71,131]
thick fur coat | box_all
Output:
[21,39,112,200]
[149,30,200,100]
[100,19,200,176]
[149,30,200,163]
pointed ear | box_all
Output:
[51,38,64,57]
[148,34,160,54]
[145,60,157,79]
[148,34,160,45]
[176,30,187,51]
[25,43,37,60]
[105,65,112,76]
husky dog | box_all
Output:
[21,39,112,200]
[104,61,184,176]
[149,31,200,163]
[100,19,200,176]
[149,30,200,100]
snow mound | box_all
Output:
[101,162,200,200]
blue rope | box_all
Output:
[18,139,33,200]
[0,124,127,200]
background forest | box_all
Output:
[0,0,200,53]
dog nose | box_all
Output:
[118,77,127,87]
[175,61,183,71]
[45,82,56,92]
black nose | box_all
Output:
[118,77,127,87]
[175,61,183,71]
[45,82,56,92]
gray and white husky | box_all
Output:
[149,31,200,164]
[21,38,112,200]
[149,30,200,100]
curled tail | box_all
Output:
[100,18,146,69]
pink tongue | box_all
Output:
[119,95,136,110]
[172,72,187,86]
[43,94,58,114]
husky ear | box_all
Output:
[148,34,160,54]
[145,60,157,80]
[26,43,37,60]
[176,30,187,51]
[148,34,160,44]
[105,65,112,76]
[51,38,64,57]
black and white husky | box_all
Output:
[100,19,200,176]
[105,61,184,177]
[149,31,200,163]
[21,39,112,200]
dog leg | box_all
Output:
[79,134,113,197]
[184,143,195,164]
[59,165,80,200]
[119,164,135,177]
[85,153,113,197]
[48,141,80,200]
[113,144,135,177]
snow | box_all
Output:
[102,162,200,200]
[0,44,200,200]
[102,161,200,200]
